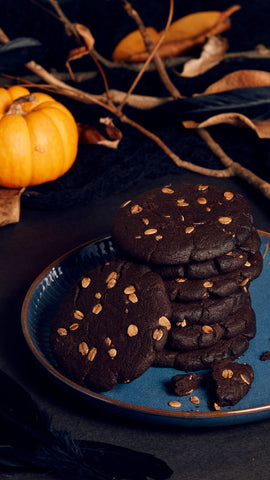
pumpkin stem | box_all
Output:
[6,94,37,115]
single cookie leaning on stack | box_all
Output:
[112,183,263,371]
[50,259,172,392]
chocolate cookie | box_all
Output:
[171,289,248,327]
[152,228,261,280]
[165,250,263,302]
[112,184,254,265]
[153,310,256,371]
[211,360,254,407]
[50,259,172,392]
[169,302,254,352]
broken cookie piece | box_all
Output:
[171,372,204,396]
[211,359,254,408]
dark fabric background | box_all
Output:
[1,0,270,209]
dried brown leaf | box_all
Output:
[180,35,228,78]
[66,46,88,80]
[77,120,122,149]
[99,117,123,142]
[112,6,240,62]
[75,23,95,51]
[198,69,270,95]
[77,123,105,144]
[183,112,270,139]
[0,188,24,227]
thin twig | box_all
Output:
[198,128,270,197]
[121,0,181,102]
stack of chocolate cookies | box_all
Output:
[50,183,263,396]
[112,184,263,373]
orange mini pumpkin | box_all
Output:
[0,86,78,188]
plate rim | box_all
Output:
[21,230,270,423]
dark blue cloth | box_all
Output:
[1,0,270,209]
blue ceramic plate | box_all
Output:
[21,232,270,428]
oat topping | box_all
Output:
[240,374,250,385]
[74,310,84,320]
[177,198,189,206]
[57,328,67,336]
[106,271,118,284]
[162,186,174,194]
[185,226,194,234]
[218,216,232,225]
[127,324,139,337]
[169,400,181,408]
[108,348,117,358]
[69,323,79,331]
[224,191,234,200]
[131,204,143,214]
[158,316,171,330]
[81,277,91,288]
[190,395,200,405]
[202,325,214,334]
[175,277,187,283]
[124,285,136,294]
[88,347,97,361]
[153,328,164,341]
[92,303,102,314]
[222,368,234,379]
[79,342,89,355]
[120,199,131,208]
[197,197,207,204]
[107,278,117,289]
[128,293,138,303]
[144,228,158,235]
[203,281,213,288]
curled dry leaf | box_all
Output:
[0,188,24,227]
[112,5,240,62]
[197,69,270,95]
[183,112,270,139]
[77,119,122,149]
[100,117,123,142]
[66,24,95,80]
[180,35,229,78]
[75,23,95,51]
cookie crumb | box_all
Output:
[260,351,270,361]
